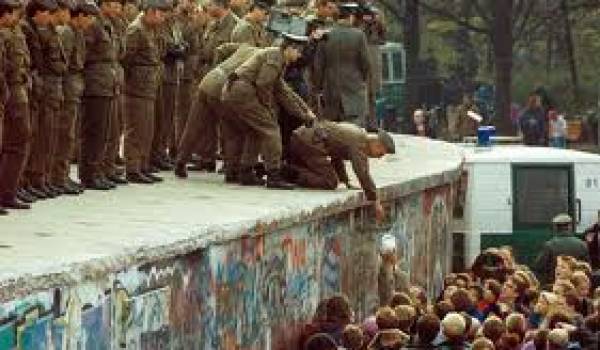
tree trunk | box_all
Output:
[492,0,514,135]
[403,0,421,130]
[560,0,579,100]
[545,0,553,78]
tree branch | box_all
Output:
[419,1,490,34]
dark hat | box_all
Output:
[377,129,396,154]
[0,0,20,9]
[27,0,59,12]
[254,0,271,11]
[74,0,99,14]
[142,0,171,11]
[338,2,360,14]
[56,0,74,9]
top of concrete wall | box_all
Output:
[0,135,463,302]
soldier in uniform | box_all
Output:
[79,0,118,190]
[172,2,206,159]
[54,0,99,195]
[123,0,169,184]
[190,0,238,172]
[175,43,258,181]
[123,0,138,23]
[229,0,248,18]
[221,34,317,189]
[101,0,128,185]
[0,0,30,213]
[287,120,395,220]
[230,0,270,48]
[313,2,371,126]
[151,1,186,171]
[22,0,67,198]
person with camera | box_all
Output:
[313,2,371,127]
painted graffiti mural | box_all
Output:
[0,184,454,350]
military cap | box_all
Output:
[338,2,360,14]
[0,0,20,8]
[253,0,271,11]
[281,32,308,44]
[74,0,99,14]
[27,0,59,12]
[377,129,396,154]
[552,213,572,225]
[56,0,74,9]
[142,0,171,10]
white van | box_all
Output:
[453,145,600,270]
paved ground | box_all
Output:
[0,136,463,294]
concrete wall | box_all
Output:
[0,184,455,350]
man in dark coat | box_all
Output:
[534,213,591,286]
[313,2,370,126]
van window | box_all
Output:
[392,51,404,81]
[381,52,390,81]
[513,166,571,226]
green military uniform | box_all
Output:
[103,14,128,182]
[231,18,270,48]
[123,13,164,181]
[288,120,379,200]
[151,14,184,167]
[174,13,203,158]
[221,46,314,185]
[22,1,68,194]
[0,3,32,208]
[194,11,238,166]
[54,23,84,191]
[176,43,257,179]
[80,14,117,189]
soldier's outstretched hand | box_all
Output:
[374,200,385,224]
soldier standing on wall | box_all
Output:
[221,34,317,189]
[313,2,371,127]
[79,0,118,190]
[231,0,271,48]
[123,0,169,184]
[0,0,32,213]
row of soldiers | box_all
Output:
[0,0,395,219]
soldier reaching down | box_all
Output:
[287,120,395,221]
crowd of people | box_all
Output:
[0,0,395,216]
[299,217,600,350]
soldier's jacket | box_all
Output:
[59,25,86,102]
[231,19,270,48]
[0,33,7,113]
[0,25,30,105]
[83,16,117,98]
[110,16,128,94]
[199,43,257,99]
[232,47,313,123]
[123,17,162,99]
[21,20,45,101]
[36,24,67,106]
[181,17,203,82]
[293,120,377,200]
[199,12,239,74]
[159,16,185,85]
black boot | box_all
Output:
[238,168,265,186]
[143,172,164,183]
[0,206,7,216]
[266,170,295,190]
[61,182,82,195]
[83,178,112,191]
[107,174,128,185]
[224,170,239,184]
[126,172,154,184]
[174,162,188,178]
[27,186,48,200]
[1,196,31,210]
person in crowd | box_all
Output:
[377,234,410,307]
[455,93,479,141]
[409,109,436,138]
[230,0,270,47]
[583,211,600,270]
[534,213,591,286]
[342,324,364,350]
[548,109,567,149]
[519,93,546,146]
[313,1,370,126]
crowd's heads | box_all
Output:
[375,306,398,330]
[416,313,440,345]
[245,0,270,22]
[27,0,58,25]
[280,32,307,63]
[206,0,228,18]
[548,328,569,349]
[434,300,454,320]
[450,288,474,313]
[304,332,338,350]
[482,316,506,344]
[342,324,363,350]
[390,292,412,309]
[326,294,352,326]
[394,304,416,333]
[441,312,467,342]
[472,337,495,350]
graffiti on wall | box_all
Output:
[0,183,455,350]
